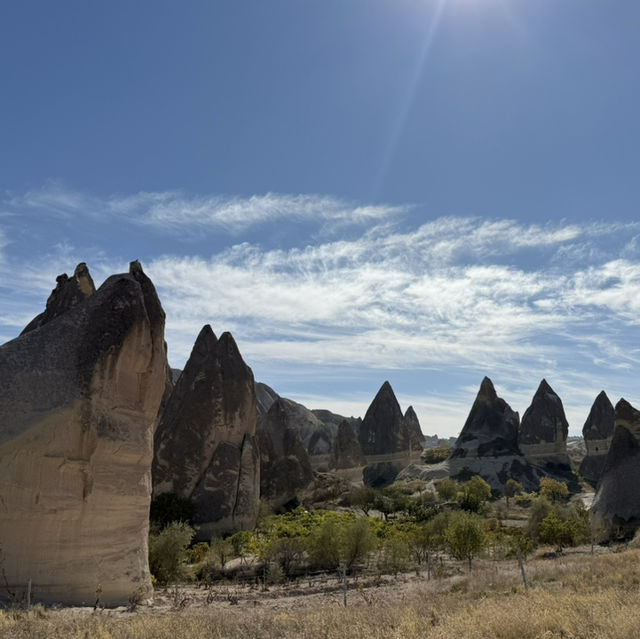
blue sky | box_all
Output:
[1,1,639,436]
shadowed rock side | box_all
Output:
[404,406,425,452]
[448,377,529,490]
[0,261,167,606]
[518,379,578,490]
[590,400,640,540]
[329,420,365,469]
[579,391,615,487]
[359,381,410,488]
[254,384,357,460]
[257,398,314,508]
[153,326,259,538]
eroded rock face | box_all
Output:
[447,377,527,490]
[519,379,568,453]
[451,377,520,460]
[153,326,260,538]
[404,406,425,452]
[518,379,578,490]
[359,381,410,488]
[590,399,640,540]
[257,398,313,507]
[329,420,365,469]
[0,261,166,606]
[579,391,615,487]
[21,262,96,334]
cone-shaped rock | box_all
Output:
[579,391,615,486]
[404,406,425,453]
[359,381,409,455]
[446,377,531,490]
[450,377,520,459]
[0,261,167,605]
[329,420,366,469]
[518,379,577,489]
[257,398,314,507]
[591,399,640,540]
[359,381,410,488]
[153,326,260,537]
[519,379,568,450]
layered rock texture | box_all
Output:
[579,391,615,486]
[359,381,410,488]
[404,406,425,452]
[0,261,166,605]
[518,379,577,489]
[257,398,314,507]
[448,377,526,489]
[329,420,365,469]
[591,400,640,540]
[153,326,259,538]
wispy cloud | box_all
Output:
[6,183,408,235]
[2,186,640,435]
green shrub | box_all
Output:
[149,522,194,585]
[422,446,450,464]
[185,541,209,564]
[444,511,487,570]
[539,477,570,503]
[436,478,460,501]
[377,534,410,576]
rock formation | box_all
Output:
[329,420,365,469]
[404,406,425,453]
[153,326,260,538]
[590,399,640,540]
[359,381,410,488]
[255,382,279,417]
[257,398,314,508]
[518,379,577,488]
[21,262,96,334]
[0,261,166,606]
[579,391,615,486]
[448,377,528,489]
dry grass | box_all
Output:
[2,548,640,639]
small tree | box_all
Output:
[504,479,524,507]
[339,517,376,574]
[445,512,487,571]
[539,477,569,503]
[148,522,194,585]
[377,534,410,577]
[459,476,492,513]
[209,537,233,569]
[307,517,341,571]
[436,478,459,502]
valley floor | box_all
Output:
[2,544,640,639]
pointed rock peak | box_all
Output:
[192,324,218,354]
[478,376,497,400]
[595,390,612,407]
[615,398,639,422]
[536,378,556,396]
[129,260,144,276]
[218,331,244,359]
[73,262,96,296]
[375,380,397,400]
[405,406,418,420]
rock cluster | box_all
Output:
[590,399,640,540]
[329,420,365,469]
[0,262,167,606]
[153,325,260,538]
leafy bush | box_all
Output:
[149,522,194,585]
[539,477,569,503]
[436,478,460,501]
[515,492,536,507]
[458,476,492,513]
[377,534,410,576]
[185,541,209,564]
[422,446,450,464]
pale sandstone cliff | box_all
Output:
[0,261,166,606]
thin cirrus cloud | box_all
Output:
[5,183,408,235]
